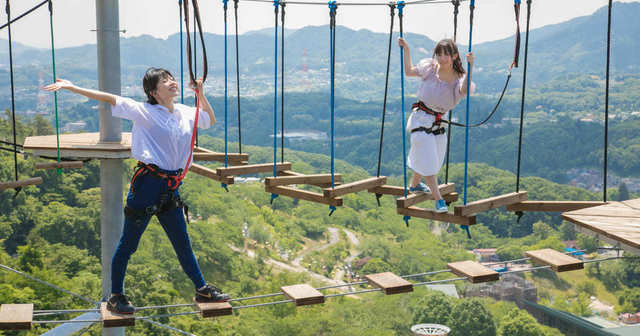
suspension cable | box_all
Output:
[398,0,409,226]
[281,2,286,163]
[444,0,460,184]
[234,0,243,155]
[0,0,47,30]
[327,0,338,216]
[179,0,184,104]
[603,0,612,202]
[516,0,531,192]
[375,4,395,181]
[48,0,62,175]
[224,0,229,168]
[6,0,19,190]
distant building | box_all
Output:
[472,248,499,262]
[465,273,537,304]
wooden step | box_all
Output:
[447,261,500,283]
[0,177,43,191]
[34,161,84,170]
[0,304,32,330]
[194,301,233,318]
[189,164,235,184]
[396,183,456,208]
[397,206,476,226]
[506,201,607,212]
[525,249,584,272]
[443,192,459,204]
[100,302,135,328]
[193,151,248,164]
[266,185,342,207]
[323,176,386,198]
[368,185,406,196]
[365,272,413,295]
[277,170,342,188]
[454,191,528,216]
[216,162,291,177]
[281,284,325,306]
[265,173,342,187]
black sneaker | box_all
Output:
[107,294,135,314]
[195,284,230,303]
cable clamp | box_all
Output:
[396,1,405,14]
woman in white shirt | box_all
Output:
[45,68,229,314]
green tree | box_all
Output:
[559,222,576,241]
[410,290,453,326]
[617,182,630,201]
[499,309,546,336]
[569,293,593,317]
[449,299,496,336]
[576,234,599,253]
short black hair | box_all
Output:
[142,68,174,105]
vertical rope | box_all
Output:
[329,1,337,190]
[516,0,531,193]
[272,0,279,177]
[398,1,409,226]
[444,0,460,183]
[193,3,198,147]
[179,0,184,104]
[234,0,242,154]
[6,0,18,184]
[603,0,612,202]
[223,0,229,168]
[280,3,285,163]
[462,0,475,205]
[376,4,395,178]
[48,0,61,175]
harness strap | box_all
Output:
[411,101,446,127]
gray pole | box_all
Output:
[96,1,124,336]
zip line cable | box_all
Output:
[603,0,612,202]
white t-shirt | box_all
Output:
[112,97,211,171]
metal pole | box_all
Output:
[96,1,124,336]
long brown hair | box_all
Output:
[433,39,465,76]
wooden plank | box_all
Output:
[189,164,234,184]
[564,203,640,218]
[216,162,291,177]
[454,191,528,216]
[573,224,640,256]
[368,185,406,196]
[0,177,43,191]
[276,171,342,187]
[266,185,342,207]
[365,272,413,295]
[193,152,248,163]
[622,198,640,210]
[323,176,386,198]
[396,183,456,208]
[265,174,342,187]
[0,304,32,330]
[281,284,325,306]
[194,301,233,318]
[525,249,584,272]
[34,161,84,170]
[506,201,607,212]
[443,192,459,204]
[562,214,640,250]
[397,206,476,226]
[24,132,132,159]
[100,302,135,328]
[447,261,500,284]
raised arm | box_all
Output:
[44,79,118,106]
[398,37,419,77]
[191,79,216,126]
[459,52,474,96]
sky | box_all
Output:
[1,0,638,49]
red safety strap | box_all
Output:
[175,89,200,187]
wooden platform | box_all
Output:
[194,301,233,318]
[265,173,342,187]
[562,200,640,256]
[0,177,43,191]
[277,170,342,188]
[454,191,528,216]
[34,161,84,170]
[323,176,386,198]
[506,201,606,212]
[100,302,135,328]
[266,185,343,206]
[216,162,291,177]
[396,183,456,208]
[365,272,413,295]
[397,206,476,226]
[281,284,325,306]
[525,249,584,272]
[24,132,132,159]
[193,147,248,165]
[447,261,500,283]
[189,163,235,184]
[0,304,32,330]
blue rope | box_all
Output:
[179,0,184,104]
[223,0,229,169]
[397,1,409,226]
[270,0,280,204]
[462,0,475,239]
[328,1,337,216]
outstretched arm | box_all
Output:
[44,79,118,106]
[191,79,216,126]
[398,37,419,77]
[459,52,474,96]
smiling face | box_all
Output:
[142,68,178,105]
[433,39,466,76]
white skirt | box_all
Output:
[406,110,448,177]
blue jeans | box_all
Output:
[111,171,206,294]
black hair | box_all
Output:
[433,39,466,76]
[142,68,174,105]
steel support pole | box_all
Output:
[96,1,123,336]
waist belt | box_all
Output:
[130,161,184,193]
[411,101,446,135]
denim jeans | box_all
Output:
[111,172,206,294]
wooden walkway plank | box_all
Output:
[0,304,32,330]
[35,161,84,170]
[506,201,607,212]
[216,162,292,177]
[397,206,476,226]
[266,185,343,206]
[100,302,135,328]
[193,152,248,164]
[622,199,640,210]
[396,183,456,208]
[24,132,131,159]
[562,214,640,252]
[525,249,584,272]
[0,177,43,191]
[265,173,342,187]
[277,170,342,188]
[194,301,233,318]
[563,203,639,218]
[189,164,235,184]
[323,176,386,198]
[454,191,528,216]
[365,272,413,295]
[443,192,459,204]
[368,185,406,196]
[281,284,325,306]
[447,261,500,283]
